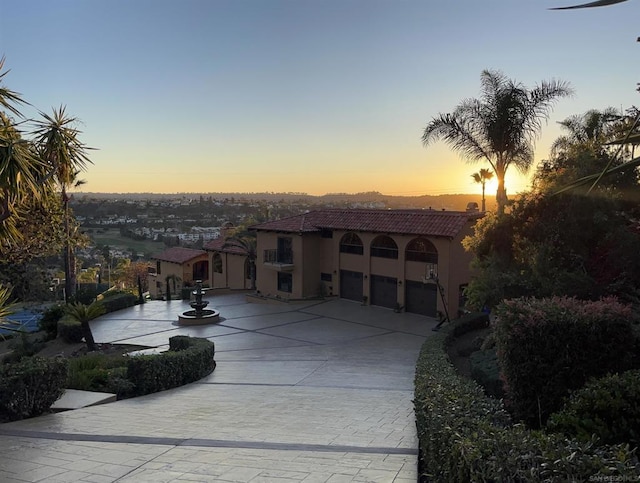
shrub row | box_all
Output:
[127,336,215,396]
[547,369,640,447]
[414,314,640,481]
[0,357,68,422]
[494,296,638,427]
[97,292,139,313]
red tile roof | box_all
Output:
[251,209,482,238]
[152,247,207,264]
[203,238,248,255]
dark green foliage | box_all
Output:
[38,304,65,340]
[0,357,68,422]
[414,315,640,481]
[98,292,138,313]
[57,315,83,343]
[470,349,504,399]
[463,192,640,309]
[127,336,215,396]
[1,333,45,364]
[547,370,640,447]
[495,296,638,427]
[67,354,133,399]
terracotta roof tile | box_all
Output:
[251,209,482,238]
[203,238,248,255]
[152,247,207,264]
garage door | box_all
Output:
[370,274,397,309]
[405,280,438,317]
[340,270,363,302]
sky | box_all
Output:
[0,0,638,197]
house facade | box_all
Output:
[148,247,209,299]
[250,209,482,318]
[203,238,252,290]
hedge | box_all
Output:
[414,314,640,481]
[494,296,637,427]
[0,357,68,422]
[97,292,139,313]
[127,336,215,396]
[547,369,640,447]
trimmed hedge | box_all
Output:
[0,357,68,422]
[98,292,139,313]
[127,336,215,396]
[547,369,640,447]
[495,296,637,427]
[414,314,640,481]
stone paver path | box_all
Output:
[0,294,435,482]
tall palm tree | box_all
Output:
[222,232,257,290]
[550,108,621,159]
[422,70,572,214]
[32,106,94,302]
[0,56,26,118]
[471,168,494,212]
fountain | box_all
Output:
[178,280,220,325]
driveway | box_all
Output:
[0,293,436,482]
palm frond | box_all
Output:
[550,0,628,9]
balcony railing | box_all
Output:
[264,249,293,264]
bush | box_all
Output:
[0,357,68,422]
[469,349,503,399]
[38,304,65,340]
[1,333,45,364]
[547,370,640,447]
[494,296,638,427]
[414,314,640,481]
[127,336,215,396]
[57,315,83,343]
[98,292,138,313]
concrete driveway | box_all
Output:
[0,293,436,482]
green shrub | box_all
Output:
[547,370,640,447]
[127,336,215,396]
[1,333,45,364]
[98,292,138,313]
[38,304,65,340]
[469,349,504,399]
[414,314,640,481]
[495,296,637,427]
[66,353,133,398]
[57,315,83,343]
[0,357,68,422]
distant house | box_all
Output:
[250,209,482,318]
[148,247,209,299]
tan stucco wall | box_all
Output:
[210,252,248,289]
[254,221,477,316]
[147,253,208,299]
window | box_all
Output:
[320,272,332,282]
[406,238,438,263]
[278,272,292,293]
[371,235,398,259]
[321,229,333,238]
[277,237,293,264]
[213,253,223,273]
[156,260,162,275]
[339,232,364,255]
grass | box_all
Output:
[86,228,165,256]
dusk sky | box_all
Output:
[1,0,638,197]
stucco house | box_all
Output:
[203,237,252,290]
[250,208,482,318]
[148,247,209,299]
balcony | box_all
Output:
[263,249,294,271]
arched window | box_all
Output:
[406,238,438,263]
[371,235,398,259]
[340,232,364,255]
[213,253,223,273]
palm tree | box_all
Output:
[64,301,106,352]
[550,108,621,159]
[471,168,494,212]
[32,106,94,302]
[0,56,26,118]
[222,232,257,290]
[422,70,572,214]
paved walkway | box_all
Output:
[0,293,436,482]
